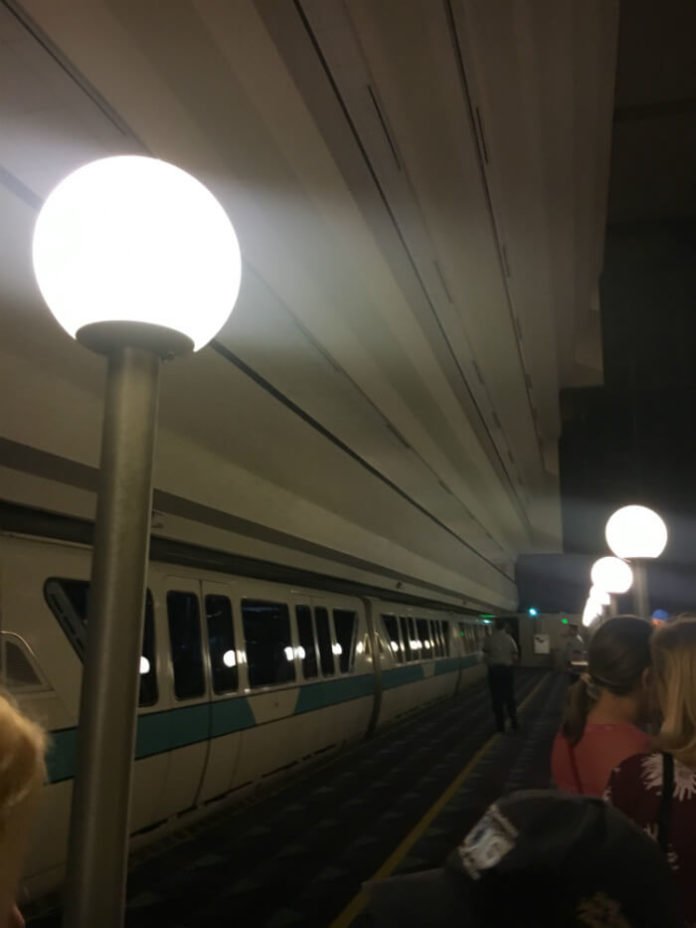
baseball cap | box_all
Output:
[365,790,679,927]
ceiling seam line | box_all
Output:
[292,0,532,533]
[444,0,546,470]
[211,339,513,581]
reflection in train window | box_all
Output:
[296,605,319,680]
[45,579,157,706]
[167,591,205,700]
[408,617,420,661]
[442,620,451,656]
[242,600,295,688]
[333,610,357,673]
[205,594,238,694]
[399,616,412,662]
[417,619,431,658]
[314,607,334,676]
[382,615,403,663]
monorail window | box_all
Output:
[296,605,319,680]
[205,595,238,694]
[167,591,205,700]
[314,607,335,676]
[417,619,431,658]
[441,620,451,656]
[435,620,446,657]
[45,579,158,706]
[382,615,403,663]
[333,610,357,674]
[242,600,295,688]
[399,616,412,662]
[457,622,470,655]
[408,617,420,661]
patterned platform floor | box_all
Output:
[28,669,565,928]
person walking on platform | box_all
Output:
[562,623,588,680]
[482,618,519,733]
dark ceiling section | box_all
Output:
[559,0,696,611]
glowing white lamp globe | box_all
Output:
[605,505,668,560]
[591,556,633,595]
[582,600,599,627]
[589,586,611,607]
[32,156,241,353]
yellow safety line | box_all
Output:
[329,675,549,928]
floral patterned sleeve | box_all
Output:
[604,753,650,822]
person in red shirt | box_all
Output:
[551,616,652,796]
[607,619,696,927]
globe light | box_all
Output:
[605,505,668,560]
[589,586,610,607]
[582,600,600,628]
[32,156,242,353]
[591,556,633,594]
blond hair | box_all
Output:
[653,619,696,767]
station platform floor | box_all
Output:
[28,668,566,928]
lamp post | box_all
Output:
[590,556,634,617]
[32,156,242,928]
[605,505,668,618]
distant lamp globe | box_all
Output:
[582,600,600,628]
[589,586,611,607]
[605,505,668,560]
[32,155,242,353]
[591,556,633,595]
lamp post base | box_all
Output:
[63,346,160,928]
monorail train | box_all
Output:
[0,517,490,900]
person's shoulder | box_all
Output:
[611,750,659,785]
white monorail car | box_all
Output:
[0,527,489,899]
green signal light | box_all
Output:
[480,613,495,619]
[561,618,569,624]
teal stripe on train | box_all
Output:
[295,674,374,714]
[45,659,473,784]
[434,655,481,676]
[381,665,424,688]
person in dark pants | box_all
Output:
[482,618,519,732]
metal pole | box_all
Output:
[608,595,618,618]
[63,346,160,928]
[632,559,650,619]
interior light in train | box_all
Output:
[139,657,150,675]
[390,642,399,652]
[296,646,306,660]
[222,650,236,668]
[356,642,364,655]
[32,156,242,352]
[284,646,294,662]
[606,505,668,560]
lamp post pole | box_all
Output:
[33,156,241,928]
[632,559,650,619]
[63,347,160,928]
